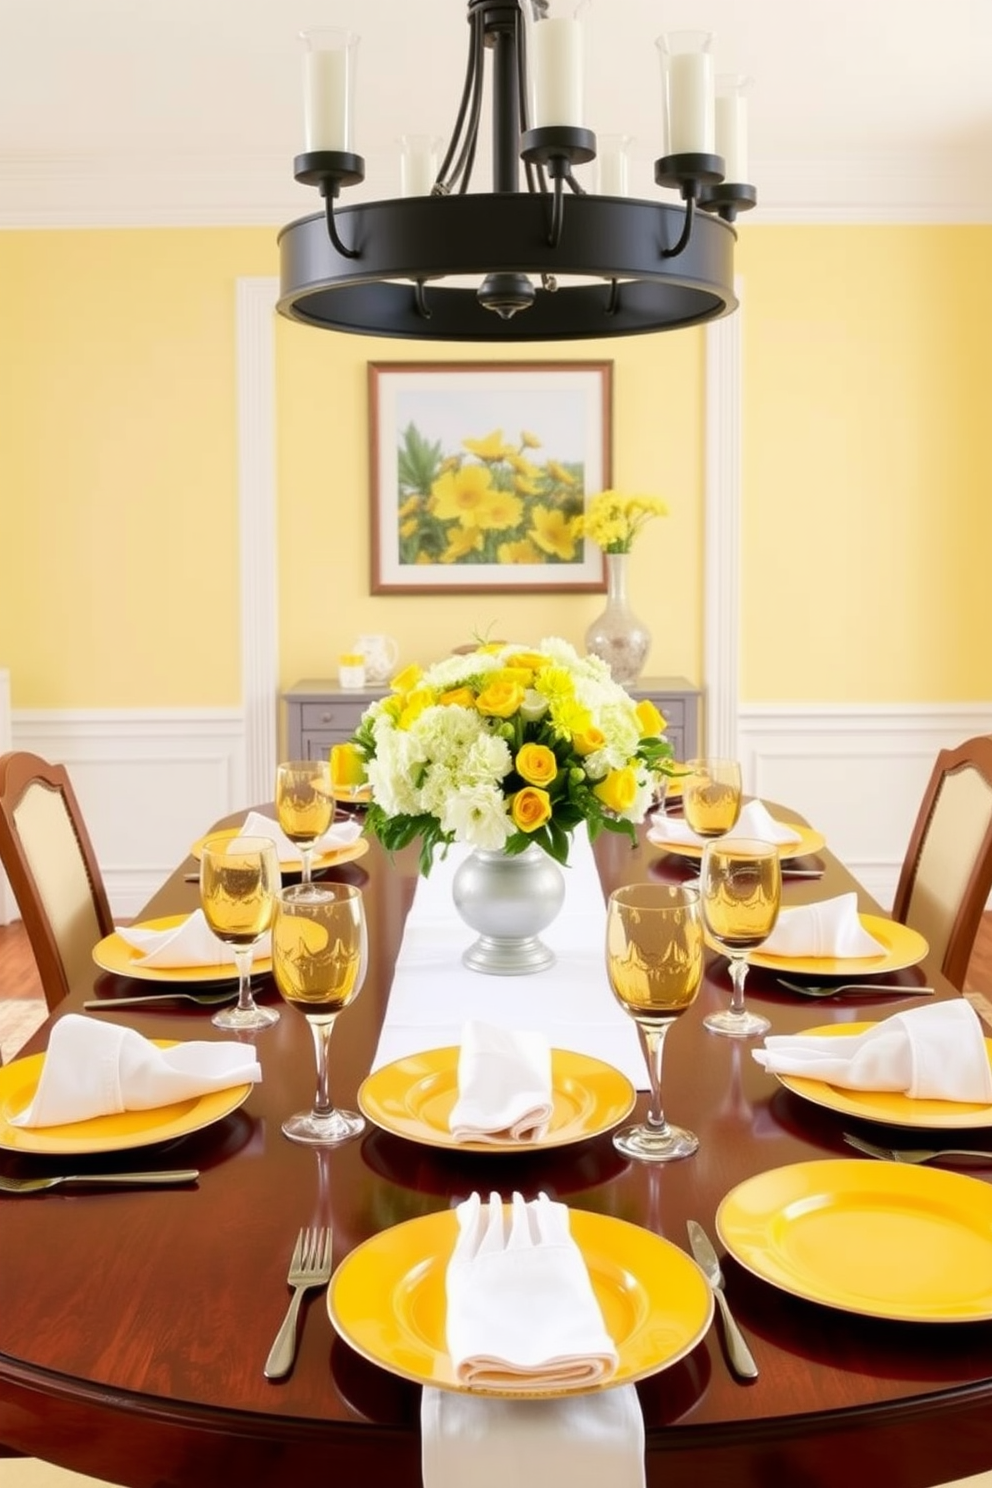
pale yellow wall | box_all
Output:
[736,224,992,702]
[1,223,989,713]
[0,228,273,707]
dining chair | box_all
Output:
[0,750,114,1011]
[891,734,992,991]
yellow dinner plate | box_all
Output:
[189,826,369,873]
[0,1043,253,1155]
[357,1047,636,1152]
[746,915,928,977]
[649,822,826,862]
[771,1021,992,1129]
[327,1206,714,1396]
[717,1159,992,1322]
[332,785,372,806]
[92,914,273,984]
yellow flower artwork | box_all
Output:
[370,362,612,594]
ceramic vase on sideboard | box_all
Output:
[584,552,651,685]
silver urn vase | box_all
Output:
[452,844,566,975]
[585,551,651,685]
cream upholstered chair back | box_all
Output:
[891,735,992,991]
[0,751,114,1010]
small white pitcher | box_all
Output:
[354,634,399,683]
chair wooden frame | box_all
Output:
[891,733,992,990]
[0,750,114,1011]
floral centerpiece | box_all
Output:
[339,637,674,876]
[576,489,669,685]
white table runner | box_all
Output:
[372,832,646,1088]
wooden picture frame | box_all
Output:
[369,360,612,594]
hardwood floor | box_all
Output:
[2,912,992,1062]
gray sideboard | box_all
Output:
[283,681,387,761]
[283,675,700,764]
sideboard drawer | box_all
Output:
[300,701,369,732]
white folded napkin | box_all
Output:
[752,999,992,1103]
[421,1385,645,1488]
[116,909,271,969]
[757,892,885,959]
[448,1021,554,1144]
[648,798,802,849]
[238,811,362,863]
[446,1191,618,1392]
[11,1014,262,1127]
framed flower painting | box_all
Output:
[369,361,612,593]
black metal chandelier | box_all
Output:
[277,0,756,342]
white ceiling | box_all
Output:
[1,0,991,227]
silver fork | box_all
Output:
[843,1133,992,1165]
[263,1226,333,1380]
[83,989,238,1009]
[776,978,935,999]
[0,1170,200,1193]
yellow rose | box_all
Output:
[390,663,422,694]
[475,680,525,718]
[572,725,606,757]
[593,767,638,813]
[490,666,533,689]
[510,786,553,832]
[329,742,366,787]
[504,650,550,672]
[635,699,666,737]
[438,686,476,708]
[398,687,434,728]
[515,742,558,787]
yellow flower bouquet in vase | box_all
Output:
[342,638,674,975]
[577,490,669,685]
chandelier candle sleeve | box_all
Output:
[597,135,632,196]
[659,32,715,156]
[529,7,587,128]
[400,134,442,197]
[301,28,358,153]
[715,75,750,182]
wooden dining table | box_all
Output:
[1,806,991,1488]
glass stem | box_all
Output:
[233,947,255,1011]
[636,1018,674,1137]
[308,1014,339,1118]
[728,955,749,1016]
[300,845,314,885]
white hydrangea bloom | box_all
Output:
[440,784,512,849]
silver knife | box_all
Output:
[686,1220,759,1380]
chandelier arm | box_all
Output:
[459,129,481,195]
[436,7,483,192]
[324,193,360,260]
[564,165,585,195]
[414,281,432,321]
[548,172,566,248]
[515,3,538,196]
[660,195,697,260]
[444,9,487,195]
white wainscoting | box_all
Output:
[739,704,992,908]
[10,710,246,920]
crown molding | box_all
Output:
[0,150,989,230]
